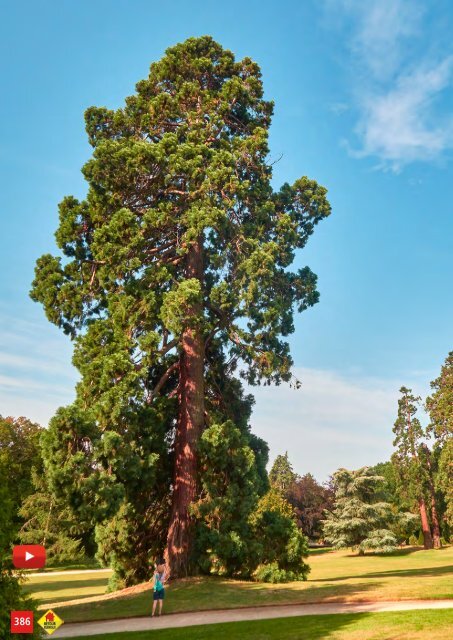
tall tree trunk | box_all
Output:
[165,237,204,577]
[405,402,434,551]
[418,497,433,549]
[430,494,442,549]
[424,448,442,549]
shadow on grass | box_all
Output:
[58,579,382,624]
[361,565,453,579]
[314,564,453,582]
[45,560,102,571]
[80,613,374,640]
[22,577,109,596]
[308,548,334,556]
[177,613,371,640]
[342,547,424,558]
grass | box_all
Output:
[62,610,453,640]
[23,546,453,624]
[24,557,102,574]
[22,571,111,604]
[44,557,102,571]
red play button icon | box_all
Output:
[13,545,46,569]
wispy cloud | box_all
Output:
[354,58,453,170]
[0,308,77,425]
[250,366,428,481]
[346,0,422,81]
[326,0,453,171]
[329,102,349,115]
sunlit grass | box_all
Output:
[67,610,453,640]
[23,546,453,624]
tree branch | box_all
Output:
[159,337,179,356]
[147,361,179,404]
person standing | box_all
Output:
[151,561,167,616]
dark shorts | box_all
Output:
[153,588,165,601]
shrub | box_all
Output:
[192,421,263,578]
[193,426,309,582]
[253,561,304,583]
[250,489,310,581]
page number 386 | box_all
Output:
[11,611,34,634]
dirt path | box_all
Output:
[52,599,453,638]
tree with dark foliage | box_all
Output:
[31,36,331,578]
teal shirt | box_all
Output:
[154,571,165,591]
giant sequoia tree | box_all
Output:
[392,387,441,549]
[426,352,453,530]
[31,37,331,577]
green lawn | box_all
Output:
[22,570,111,604]
[23,546,453,624]
[65,610,453,640]
[41,557,102,572]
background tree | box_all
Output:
[426,351,453,532]
[287,473,334,540]
[18,469,95,566]
[250,488,310,582]
[269,453,297,493]
[368,462,399,505]
[391,387,440,549]
[0,416,43,529]
[42,404,171,587]
[369,461,418,545]
[0,461,41,639]
[192,420,266,577]
[322,467,398,555]
[31,36,331,577]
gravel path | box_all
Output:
[52,599,453,638]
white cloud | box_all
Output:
[355,58,453,171]
[0,352,73,376]
[0,308,77,425]
[249,367,416,481]
[326,0,453,170]
[348,0,422,81]
[329,102,349,115]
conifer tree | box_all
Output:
[322,467,397,554]
[269,452,297,492]
[0,416,43,527]
[18,469,93,565]
[31,36,331,576]
[0,463,41,639]
[250,488,309,582]
[426,352,453,530]
[391,387,440,548]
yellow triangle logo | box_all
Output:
[37,609,64,635]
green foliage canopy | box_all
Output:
[269,452,297,492]
[426,352,453,529]
[30,36,330,580]
[0,415,43,527]
[322,467,398,554]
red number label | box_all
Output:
[11,611,34,634]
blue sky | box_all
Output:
[1,0,452,480]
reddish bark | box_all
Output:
[418,497,434,550]
[430,493,442,549]
[165,238,204,577]
[424,447,442,549]
[405,401,435,551]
